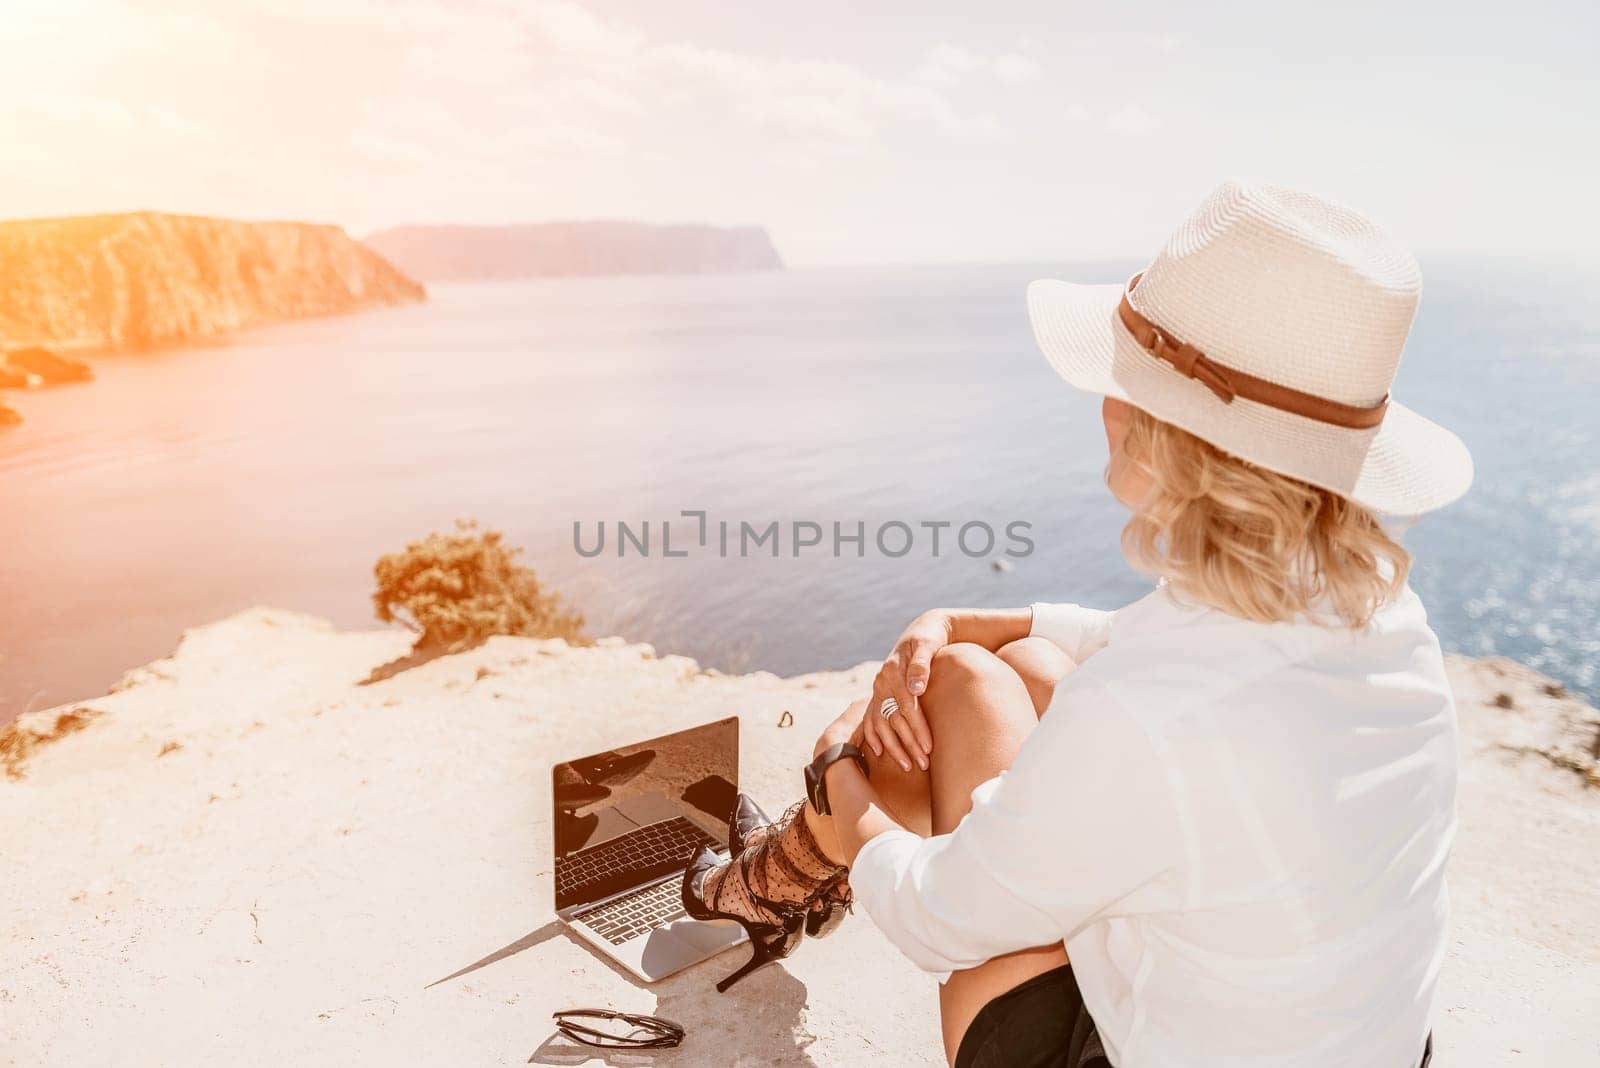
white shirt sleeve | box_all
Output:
[850,682,1186,980]
[1028,602,1115,663]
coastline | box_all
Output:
[0,212,426,431]
[2,609,1595,1064]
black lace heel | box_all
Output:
[729,793,771,853]
[681,845,805,992]
[805,876,851,938]
[726,793,853,940]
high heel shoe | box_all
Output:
[727,793,853,939]
[804,875,851,938]
[682,845,806,992]
[729,792,772,854]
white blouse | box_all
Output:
[851,584,1455,1068]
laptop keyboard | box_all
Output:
[574,876,692,945]
[555,815,720,904]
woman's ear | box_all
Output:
[1101,396,1131,455]
[1102,398,1153,510]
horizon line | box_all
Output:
[2,208,1596,269]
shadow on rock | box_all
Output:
[359,639,485,686]
[527,1033,661,1067]
[426,921,566,989]
[432,920,818,1065]
[526,959,817,1067]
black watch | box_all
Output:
[804,742,869,816]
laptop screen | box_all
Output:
[552,716,739,912]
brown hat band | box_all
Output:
[1116,274,1389,430]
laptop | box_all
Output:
[551,715,748,983]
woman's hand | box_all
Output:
[861,611,952,772]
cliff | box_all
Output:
[1,613,1594,1065]
[0,212,425,352]
[363,220,784,281]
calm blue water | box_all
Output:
[2,258,1596,719]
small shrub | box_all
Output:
[373,521,584,652]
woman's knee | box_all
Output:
[921,643,1041,833]
[922,643,1014,723]
[995,637,1076,716]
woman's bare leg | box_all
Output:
[806,700,933,840]
[916,641,1076,1065]
[803,635,1074,860]
[797,638,1078,1064]
[712,633,1076,1063]
[693,635,1073,948]
[994,636,1075,718]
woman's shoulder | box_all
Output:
[1071,583,1446,718]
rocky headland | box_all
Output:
[364,220,784,281]
[1,612,1594,1065]
[0,212,425,354]
[0,212,425,427]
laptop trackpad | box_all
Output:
[637,917,746,979]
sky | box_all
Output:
[2,0,1597,266]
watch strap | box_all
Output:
[804,741,869,816]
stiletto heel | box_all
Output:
[713,918,802,993]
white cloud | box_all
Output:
[916,43,1042,86]
[654,45,990,140]
[0,0,1591,266]
[915,43,981,84]
[739,89,877,142]
[528,0,643,59]
[558,78,646,117]
[1106,103,1159,135]
[994,53,1043,84]
[329,2,1005,151]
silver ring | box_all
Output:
[879,697,899,720]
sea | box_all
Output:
[3,257,1597,721]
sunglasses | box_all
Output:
[552,1008,685,1050]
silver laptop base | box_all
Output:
[561,873,748,983]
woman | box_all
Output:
[683,181,1467,1067]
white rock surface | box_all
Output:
[2,610,1595,1066]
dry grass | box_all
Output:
[0,707,105,780]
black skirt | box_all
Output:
[953,964,1108,1068]
[953,964,1437,1068]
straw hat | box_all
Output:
[1027,181,1472,514]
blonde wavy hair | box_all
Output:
[1117,406,1409,629]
